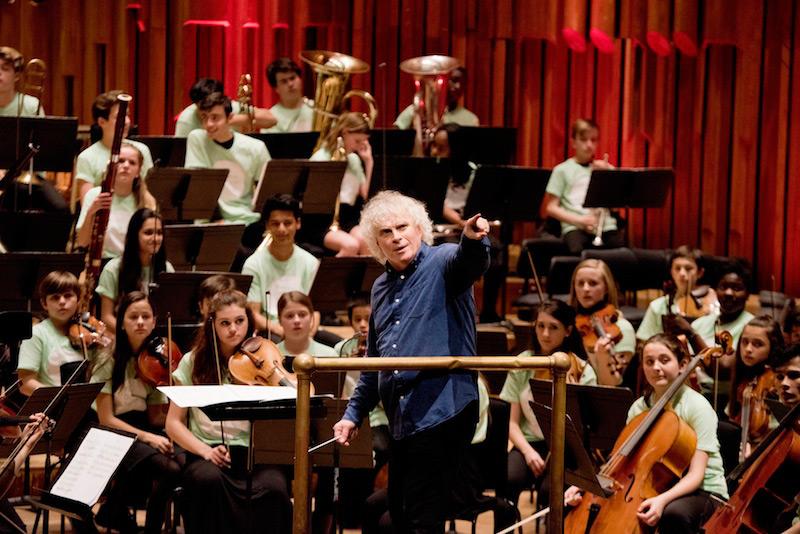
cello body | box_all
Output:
[565,409,697,534]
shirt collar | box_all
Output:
[385,243,429,277]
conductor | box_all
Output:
[333,190,490,533]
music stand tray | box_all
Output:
[464,165,551,223]
[370,156,450,222]
[129,135,188,167]
[0,116,79,172]
[369,128,416,156]
[147,167,229,222]
[248,132,320,160]
[583,168,675,209]
[150,271,253,324]
[252,160,346,215]
[447,126,517,166]
[0,211,74,252]
[164,223,246,271]
[308,257,384,313]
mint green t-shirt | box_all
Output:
[276,339,338,358]
[242,241,319,320]
[309,148,365,205]
[627,385,729,498]
[76,187,137,259]
[500,351,597,442]
[18,319,94,387]
[91,355,167,415]
[691,311,754,350]
[75,140,154,188]
[263,102,314,133]
[393,104,479,129]
[545,158,618,235]
[171,351,250,447]
[0,93,44,117]
[174,101,243,137]
[95,256,175,303]
[184,130,270,224]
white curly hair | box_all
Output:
[359,190,434,264]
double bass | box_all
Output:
[564,332,732,533]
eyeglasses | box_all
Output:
[776,370,800,381]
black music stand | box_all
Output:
[0,211,74,252]
[164,223,246,271]
[128,135,188,167]
[370,156,450,222]
[583,168,675,209]
[529,378,633,451]
[150,271,253,323]
[308,257,384,314]
[146,167,229,222]
[370,128,416,156]
[248,132,320,160]
[0,117,79,172]
[251,160,346,215]
[0,252,84,312]
[446,126,517,166]
[531,402,615,498]
[464,165,551,224]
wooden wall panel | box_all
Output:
[4,0,800,292]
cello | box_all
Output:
[703,403,800,533]
[564,332,732,534]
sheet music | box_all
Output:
[49,428,135,506]
[158,384,297,408]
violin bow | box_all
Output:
[525,248,545,355]
[210,317,227,451]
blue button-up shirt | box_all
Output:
[343,236,490,439]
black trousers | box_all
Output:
[562,229,625,255]
[503,440,550,507]
[658,490,720,534]
[387,402,478,534]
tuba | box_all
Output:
[236,73,256,133]
[399,55,460,152]
[300,50,377,144]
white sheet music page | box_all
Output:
[158,384,297,408]
[49,427,135,506]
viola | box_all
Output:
[564,331,732,534]
[228,336,314,393]
[663,279,712,323]
[533,352,586,383]
[735,369,776,460]
[576,304,625,373]
[137,335,183,388]
[68,312,111,350]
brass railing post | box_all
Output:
[549,352,569,534]
[292,354,314,534]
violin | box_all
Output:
[735,369,776,460]
[0,380,23,440]
[564,331,732,534]
[68,311,111,350]
[703,403,800,533]
[137,335,183,388]
[576,304,625,374]
[663,279,712,324]
[533,352,586,383]
[228,336,314,393]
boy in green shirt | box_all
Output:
[0,46,44,117]
[263,58,314,133]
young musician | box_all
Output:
[500,299,595,510]
[309,111,373,256]
[0,413,48,534]
[75,90,154,202]
[90,292,180,534]
[95,208,174,332]
[243,194,319,337]
[17,271,96,395]
[637,245,717,341]
[541,118,623,254]
[198,274,237,320]
[565,334,728,532]
[569,258,636,386]
[773,343,800,407]
[175,77,276,136]
[263,58,314,133]
[393,66,479,129]
[0,46,44,116]
[165,289,292,534]
[275,292,337,368]
[184,92,270,225]
[334,191,490,532]
[76,143,156,259]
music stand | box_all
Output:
[370,156,450,222]
[146,167,229,222]
[164,223,246,271]
[531,402,615,498]
[149,271,253,324]
[251,160,346,215]
[583,168,674,209]
[0,211,74,252]
[308,257,384,314]
[530,378,633,451]
[128,135,187,167]
[248,132,320,160]
[0,252,84,312]
[447,126,517,166]
[464,165,551,223]
[370,128,416,156]
[0,117,79,172]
